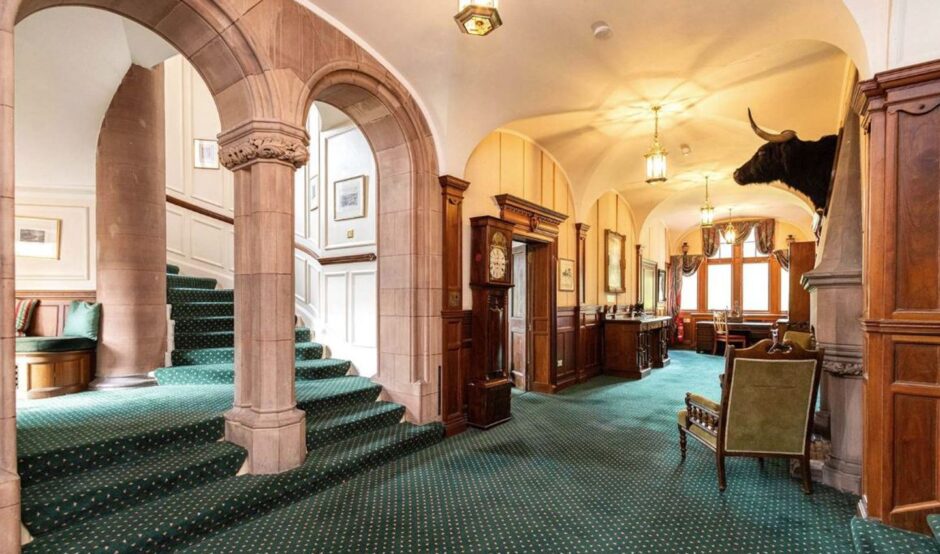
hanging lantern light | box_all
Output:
[455,0,502,36]
[700,176,715,228]
[644,105,668,183]
[721,208,737,243]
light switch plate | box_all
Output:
[347,229,354,239]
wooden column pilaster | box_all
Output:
[575,223,590,382]
[439,175,469,436]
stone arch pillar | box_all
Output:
[93,64,167,389]
[219,120,310,474]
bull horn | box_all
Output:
[747,108,797,143]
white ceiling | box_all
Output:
[304,0,865,234]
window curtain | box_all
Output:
[773,249,790,270]
[755,219,775,255]
[702,226,719,257]
[667,254,704,318]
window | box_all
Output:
[711,233,733,259]
[707,264,732,311]
[780,267,790,312]
[742,227,758,258]
[680,272,698,311]
[742,262,769,311]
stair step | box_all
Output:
[168,288,234,303]
[22,442,245,537]
[306,401,404,450]
[155,358,350,385]
[174,328,312,350]
[173,316,235,333]
[172,341,323,366]
[166,264,180,275]
[171,302,234,318]
[17,386,233,487]
[25,423,443,553]
[167,274,218,290]
[849,517,939,554]
[295,376,383,416]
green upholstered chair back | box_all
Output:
[719,340,823,456]
[783,330,814,350]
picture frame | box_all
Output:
[15,216,61,260]
[194,139,220,169]
[334,175,366,221]
[558,258,575,292]
[308,173,319,211]
[640,259,657,314]
[605,230,626,293]
[658,269,667,303]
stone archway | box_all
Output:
[303,62,441,425]
[0,1,441,549]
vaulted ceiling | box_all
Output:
[303,0,866,234]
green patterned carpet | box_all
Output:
[186,351,867,553]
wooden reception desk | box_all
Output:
[603,315,672,380]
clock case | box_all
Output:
[468,216,515,428]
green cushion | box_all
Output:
[62,301,101,341]
[783,331,814,350]
[724,358,817,455]
[15,336,97,353]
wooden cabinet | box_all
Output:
[855,60,940,534]
[602,316,671,379]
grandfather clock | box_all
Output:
[468,216,514,428]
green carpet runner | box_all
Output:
[17,266,444,551]
[850,517,939,553]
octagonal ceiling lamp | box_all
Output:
[455,0,502,36]
[644,105,668,184]
[700,176,715,228]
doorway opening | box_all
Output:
[507,237,555,392]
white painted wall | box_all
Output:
[295,103,378,377]
[164,55,235,287]
[13,8,174,291]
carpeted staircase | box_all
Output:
[850,515,940,553]
[17,265,443,552]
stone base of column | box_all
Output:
[372,376,439,425]
[0,471,21,551]
[224,407,307,474]
[89,374,157,390]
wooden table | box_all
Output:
[695,321,773,353]
[603,316,672,380]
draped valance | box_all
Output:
[702,218,775,258]
[667,254,704,319]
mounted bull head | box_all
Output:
[733,109,838,213]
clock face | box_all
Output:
[489,244,508,281]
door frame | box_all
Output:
[509,233,556,394]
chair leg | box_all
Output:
[800,455,813,495]
[716,452,727,492]
[712,339,718,356]
[678,425,687,461]
[757,457,764,468]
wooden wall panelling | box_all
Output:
[855,60,940,534]
[528,241,555,394]
[439,176,470,435]
[555,306,577,391]
[579,306,602,380]
[789,241,816,323]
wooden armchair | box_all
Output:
[712,311,746,355]
[678,339,824,493]
[782,321,817,351]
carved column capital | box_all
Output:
[218,120,310,171]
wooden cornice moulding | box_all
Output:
[853,59,940,122]
[860,318,940,335]
[439,175,470,193]
[15,290,96,300]
[494,194,568,239]
[576,222,591,239]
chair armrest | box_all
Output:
[685,392,720,437]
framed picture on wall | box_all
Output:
[658,269,667,303]
[605,230,626,293]
[193,139,220,169]
[334,175,366,221]
[15,216,61,259]
[559,258,575,292]
[308,174,319,211]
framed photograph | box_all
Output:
[641,259,657,313]
[605,230,626,293]
[15,216,61,259]
[308,174,319,211]
[194,139,219,169]
[559,258,575,292]
[334,175,366,221]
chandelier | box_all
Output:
[700,176,714,228]
[644,105,668,183]
[721,209,737,243]
[455,0,502,36]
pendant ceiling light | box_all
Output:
[721,209,737,243]
[700,176,715,228]
[644,105,668,184]
[455,0,502,36]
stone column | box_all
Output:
[0,23,21,553]
[220,121,309,474]
[804,111,864,494]
[92,64,167,389]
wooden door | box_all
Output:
[509,244,528,389]
[529,242,554,392]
